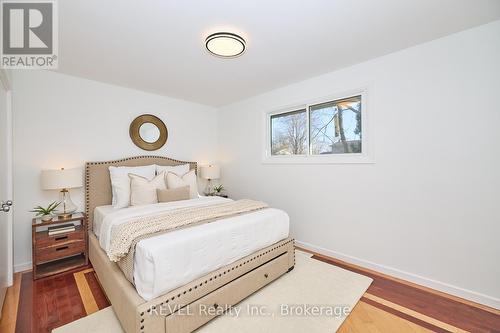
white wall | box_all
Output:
[218,21,500,307]
[11,71,219,271]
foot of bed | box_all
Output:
[287,266,294,273]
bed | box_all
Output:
[85,156,295,333]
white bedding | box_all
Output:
[94,197,289,300]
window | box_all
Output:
[265,92,370,163]
[309,96,362,155]
[271,109,307,155]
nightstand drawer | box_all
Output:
[36,240,86,263]
[35,228,85,249]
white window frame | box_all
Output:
[262,88,373,164]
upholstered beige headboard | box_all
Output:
[85,156,197,231]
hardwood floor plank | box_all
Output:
[73,270,99,315]
[15,272,33,333]
[361,296,455,333]
[0,273,21,333]
[38,277,58,331]
[339,300,435,333]
[83,272,110,310]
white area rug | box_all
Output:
[54,251,372,333]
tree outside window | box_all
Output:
[309,96,361,154]
[271,110,307,155]
[270,95,362,156]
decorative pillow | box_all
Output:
[129,172,167,206]
[166,170,199,199]
[157,186,190,203]
[155,164,190,176]
[109,165,156,208]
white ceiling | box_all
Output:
[58,0,500,106]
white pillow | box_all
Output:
[166,170,199,199]
[155,164,189,176]
[109,165,156,208]
[129,172,167,206]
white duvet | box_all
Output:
[94,197,290,300]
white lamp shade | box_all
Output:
[41,168,83,190]
[200,165,220,180]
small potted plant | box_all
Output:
[30,202,60,221]
[212,184,225,196]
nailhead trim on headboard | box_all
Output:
[85,155,197,232]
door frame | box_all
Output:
[0,69,13,290]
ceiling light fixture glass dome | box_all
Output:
[205,32,246,58]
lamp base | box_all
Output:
[54,189,77,219]
[204,179,213,196]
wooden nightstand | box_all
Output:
[32,212,88,280]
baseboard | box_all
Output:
[14,261,32,273]
[296,240,500,310]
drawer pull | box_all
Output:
[55,236,68,241]
[264,273,269,278]
[56,246,69,251]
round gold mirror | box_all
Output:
[129,114,168,151]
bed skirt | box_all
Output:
[89,233,295,333]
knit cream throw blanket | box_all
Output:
[109,200,268,282]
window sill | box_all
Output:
[261,154,374,165]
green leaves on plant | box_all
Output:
[30,201,60,216]
[213,184,225,193]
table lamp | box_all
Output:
[200,165,220,195]
[41,167,83,218]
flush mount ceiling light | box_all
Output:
[205,32,246,58]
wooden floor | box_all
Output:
[0,266,110,333]
[308,252,500,333]
[1,250,499,333]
